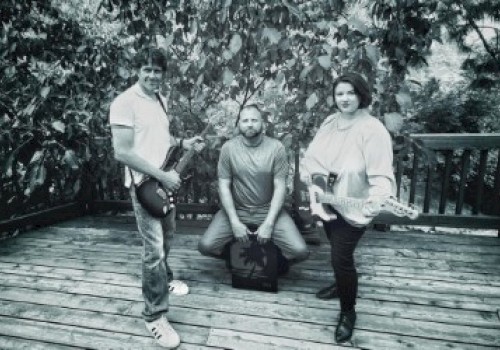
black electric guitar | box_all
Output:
[136,122,212,218]
[308,173,419,224]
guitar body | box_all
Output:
[308,173,419,223]
[135,146,181,218]
[309,173,338,222]
[134,122,212,218]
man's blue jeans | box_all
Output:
[130,186,175,322]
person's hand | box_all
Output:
[300,171,312,186]
[160,170,181,192]
[362,197,384,217]
[231,220,249,243]
[256,220,273,244]
[183,136,205,152]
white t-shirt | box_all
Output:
[109,83,172,187]
[301,111,396,227]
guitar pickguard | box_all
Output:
[309,173,338,222]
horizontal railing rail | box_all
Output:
[1,133,499,235]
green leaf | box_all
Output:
[299,66,313,81]
[365,45,380,67]
[180,63,190,75]
[395,88,412,110]
[4,66,16,78]
[29,150,44,165]
[327,96,334,106]
[306,92,318,110]
[222,49,233,60]
[318,55,331,69]
[35,165,46,186]
[51,121,66,133]
[40,86,51,98]
[286,58,296,68]
[229,33,242,54]
[222,68,234,86]
[63,149,79,170]
[383,112,404,133]
[349,17,368,35]
[157,34,174,51]
[262,28,281,45]
[118,67,130,79]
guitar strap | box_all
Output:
[128,93,169,189]
[156,92,181,136]
[155,93,169,117]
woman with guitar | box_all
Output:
[301,72,396,343]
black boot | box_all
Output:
[335,310,356,343]
[315,283,338,300]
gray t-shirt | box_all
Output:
[218,135,288,222]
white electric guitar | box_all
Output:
[308,173,419,222]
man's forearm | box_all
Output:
[115,151,166,181]
[264,179,286,225]
[218,181,240,225]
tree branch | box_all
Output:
[464,11,500,71]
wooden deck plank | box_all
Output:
[4,235,500,271]
[0,301,220,349]
[3,244,499,299]
[21,224,500,250]
[1,214,500,349]
[0,336,82,350]
[2,253,500,310]
[12,230,500,270]
[206,328,352,350]
[1,284,498,331]
[2,258,500,307]
[3,252,500,289]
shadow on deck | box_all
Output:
[0,214,499,350]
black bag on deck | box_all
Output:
[229,226,278,293]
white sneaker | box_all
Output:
[168,280,189,296]
[145,316,180,349]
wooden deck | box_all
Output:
[0,214,499,350]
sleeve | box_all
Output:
[217,143,232,179]
[273,143,289,179]
[363,121,396,197]
[109,96,134,127]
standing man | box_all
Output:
[198,105,309,272]
[109,48,204,349]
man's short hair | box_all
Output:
[240,104,263,117]
[133,48,168,71]
[332,72,372,109]
[235,104,263,126]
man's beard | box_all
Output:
[240,128,262,140]
[240,125,263,139]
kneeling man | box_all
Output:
[198,105,309,272]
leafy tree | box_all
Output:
[434,0,500,75]
[0,0,123,220]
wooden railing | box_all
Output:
[373,133,500,230]
[1,133,499,235]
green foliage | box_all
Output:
[0,0,124,220]
[434,0,500,86]
[1,0,459,221]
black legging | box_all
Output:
[323,214,365,312]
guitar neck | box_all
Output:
[318,193,364,209]
[174,123,211,175]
